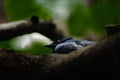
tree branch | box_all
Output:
[0,16,68,41]
[0,31,120,79]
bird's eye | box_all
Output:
[53,40,61,44]
[57,40,61,43]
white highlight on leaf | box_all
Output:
[10,32,53,51]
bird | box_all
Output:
[45,38,96,53]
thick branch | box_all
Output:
[0,16,68,41]
[0,31,120,79]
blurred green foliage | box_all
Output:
[0,40,11,49]
[2,0,120,54]
[0,39,52,55]
[68,0,120,36]
[90,0,120,35]
[4,0,51,21]
[9,32,53,54]
[0,36,52,55]
[67,4,91,36]
[4,0,120,36]
[11,41,52,55]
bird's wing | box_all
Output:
[54,42,82,53]
[79,40,96,47]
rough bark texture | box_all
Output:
[106,24,120,37]
[0,31,120,80]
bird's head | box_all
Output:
[44,39,61,49]
[44,38,72,49]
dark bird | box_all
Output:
[45,38,96,53]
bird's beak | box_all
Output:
[44,44,55,49]
[44,45,51,48]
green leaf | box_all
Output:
[67,4,91,37]
[10,32,53,54]
[13,42,52,55]
[0,40,11,49]
[89,0,120,35]
[4,0,51,21]
[0,33,53,55]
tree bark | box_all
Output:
[0,30,120,79]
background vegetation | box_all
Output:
[4,0,120,36]
[0,0,120,54]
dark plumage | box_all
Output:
[45,38,96,53]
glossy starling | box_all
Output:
[45,38,96,53]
